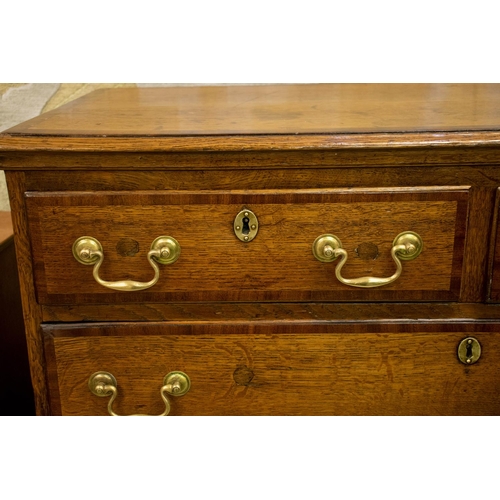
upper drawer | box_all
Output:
[26,188,468,305]
[489,188,500,302]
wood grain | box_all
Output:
[2,133,500,156]
[22,166,491,192]
[44,321,500,416]
[489,188,500,301]
[461,187,496,301]
[3,145,500,170]
[2,85,500,163]
[41,302,500,324]
[23,166,498,304]
[4,84,500,417]
[5,84,500,136]
[5,172,49,415]
[26,188,468,304]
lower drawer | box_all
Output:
[44,322,500,416]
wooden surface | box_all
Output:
[489,188,500,301]
[26,188,467,304]
[4,84,500,415]
[5,84,500,136]
[40,301,500,324]
[5,145,500,174]
[5,173,49,415]
[44,322,500,416]
[18,165,500,304]
[2,85,500,157]
[2,136,500,163]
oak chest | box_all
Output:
[2,83,500,415]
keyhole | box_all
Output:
[466,341,473,359]
[242,217,250,235]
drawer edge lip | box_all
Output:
[23,185,473,200]
[41,318,500,338]
[36,292,462,306]
[45,302,500,324]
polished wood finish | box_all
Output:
[2,84,500,415]
[41,302,500,324]
[489,188,500,301]
[18,165,500,304]
[26,188,467,304]
[5,173,48,415]
[3,145,500,170]
[17,166,500,192]
[2,85,500,167]
[5,84,500,136]
[44,322,500,416]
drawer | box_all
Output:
[489,188,500,302]
[44,322,500,416]
[27,187,468,304]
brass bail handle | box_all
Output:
[312,231,423,288]
[72,236,181,291]
[88,371,191,416]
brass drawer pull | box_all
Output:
[72,236,180,291]
[88,371,190,416]
[312,231,423,288]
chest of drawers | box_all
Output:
[2,83,500,415]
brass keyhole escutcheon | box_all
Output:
[458,337,481,365]
[234,209,258,242]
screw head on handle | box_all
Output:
[312,234,342,262]
[163,371,191,396]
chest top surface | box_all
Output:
[3,84,500,137]
[2,84,500,163]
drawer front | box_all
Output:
[489,188,500,302]
[44,322,500,416]
[27,188,468,304]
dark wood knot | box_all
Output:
[355,242,379,260]
[116,238,140,257]
[233,365,255,386]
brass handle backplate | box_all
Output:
[312,231,423,288]
[88,371,191,416]
[73,236,180,291]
